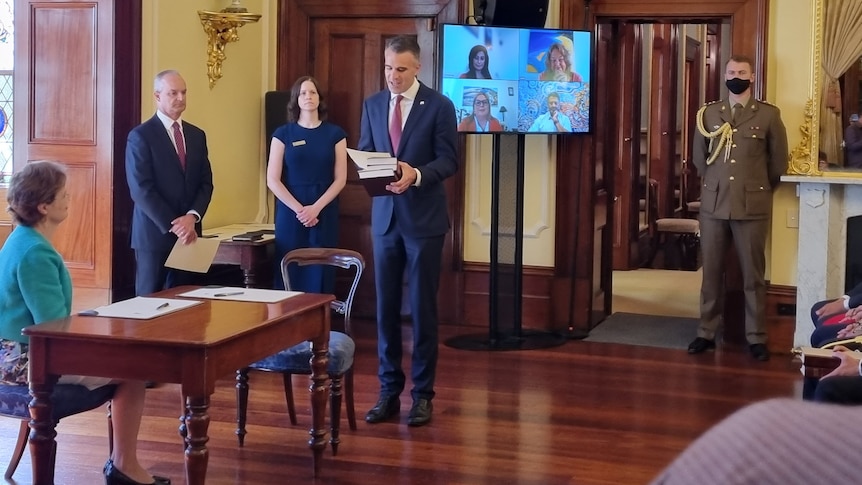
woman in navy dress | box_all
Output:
[267,76,347,292]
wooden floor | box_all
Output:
[0,313,804,484]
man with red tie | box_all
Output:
[358,35,458,427]
[125,70,214,296]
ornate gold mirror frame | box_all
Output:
[787,0,822,176]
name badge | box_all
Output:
[292,140,306,146]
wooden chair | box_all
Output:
[0,383,115,479]
[646,178,700,269]
[681,160,702,218]
[235,248,364,456]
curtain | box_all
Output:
[821,0,862,166]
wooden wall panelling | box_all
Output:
[110,1,142,302]
[14,0,116,288]
[647,24,679,220]
[682,35,703,208]
[280,0,465,323]
[705,24,722,108]
[604,22,644,271]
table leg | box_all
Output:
[309,337,329,477]
[183,395,211,485]
[241,267,256,288]
[29,376,59,485]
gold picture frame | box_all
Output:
[787,0,822,176]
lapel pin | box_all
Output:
[419,101,425,105]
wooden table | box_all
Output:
[205,223,276,288]
[23,287,333,485]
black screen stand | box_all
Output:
[445,134,567,351]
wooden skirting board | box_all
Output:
[766,283,796,355]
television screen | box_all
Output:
[438,23,592,135]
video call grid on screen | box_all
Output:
[439,24,592,135]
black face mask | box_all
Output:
[726,78,751,95]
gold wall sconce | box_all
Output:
[198,1,261,88]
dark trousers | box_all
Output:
[372,223,444,402]
[813,376,862,404]
[134,249,196,296]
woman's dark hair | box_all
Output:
[6,160,67,226]
[463,45,491,79]
[287,76,328,123]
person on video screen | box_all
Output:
[457,91,503,132]
[528,92,572,132]
[459,45,492,79]
[538,42,582,83]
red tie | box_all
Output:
[172,121,186,170]
[389,94,403,154]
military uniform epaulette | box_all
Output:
[754,99,778,107]
[704,99,723,107]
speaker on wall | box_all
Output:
[264,91,292,158]
[474,0,549,28]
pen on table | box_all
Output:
[156,302,170,310]
[214,291,244,297]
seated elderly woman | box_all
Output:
[0,161,170,485]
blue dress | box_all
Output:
[272,121,346,292]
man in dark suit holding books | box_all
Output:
[358,35,458,427]
[126,70,214,296]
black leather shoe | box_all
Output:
[104,459,171,485]
[749,343,770,361]
[407,398,433,427]
[687,337,716,354]
[365,395,400,423]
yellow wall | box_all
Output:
[139,0,814,284]
[141,0,278,228]
[768,0,812,285]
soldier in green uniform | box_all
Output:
[687,54,789,361]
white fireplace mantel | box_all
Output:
[782,175,862,346]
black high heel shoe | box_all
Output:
[104,459,171,485]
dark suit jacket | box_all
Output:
[692,99,788,220]
[125,114,214,253]
[358,83,458,238]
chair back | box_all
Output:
[647,178,660,236]
[280,248,365,335]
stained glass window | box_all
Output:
[0,0,12,185]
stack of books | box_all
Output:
[347,148,399,197]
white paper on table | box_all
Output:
[164,237,221,273]
[177,287,303,303]
[80,297,202,319]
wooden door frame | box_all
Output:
[605,21,645,271]
[555,0,767,332]
[682,35,703,209]
[646,24,679,221]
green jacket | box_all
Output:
[0,225,72,344]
